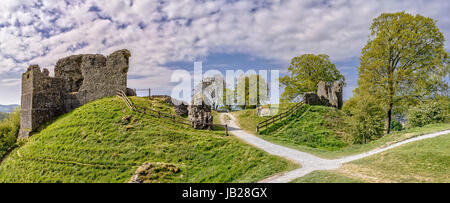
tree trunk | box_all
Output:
[386,66,394,135]
[386,102,393,134]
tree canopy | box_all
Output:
[235,74,269,109]
[355,12,449,133]
[280,54,345,102]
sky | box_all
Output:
[0,0,449,104]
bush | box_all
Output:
[390,120,404,131]
[342,97,357,116]
[346,95,385,144]
[0,112,8,121]
[0,108,20,158]
[405,101,446,128]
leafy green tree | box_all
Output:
[235,74,269,109]
[0,112,7,121]
[342,97,358,116]
[405,100,446,128]
[280,54,344,102]
[0,108,20,158]
[436,94,450,123]
[356,12,449,134]
[345,95,385,144]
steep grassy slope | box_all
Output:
[0,97,297,183]
[231,103,298,134]
[259,105,351,152]
[293,133,450,183]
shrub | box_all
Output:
[390,120,404,131]
[0,108,20,158]
[346,95,385,144]
[342,97,357,116]
[0,112,8,121]
[405,101,446,128]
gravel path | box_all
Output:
[220,113,450,183]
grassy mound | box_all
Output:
[260,105,350,151]
[259,104,310,136]
[0,97,297,183]
[231,103,298,134]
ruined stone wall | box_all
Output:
[303,81,344,109]
[19,65,65,138]
[19,49,130,139]
[188,80,214,129]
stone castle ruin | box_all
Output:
[188,78,215,129]
[19,49,132,139]
[303,81,344,109]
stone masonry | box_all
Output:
[303,81,344,109]
[19,49,131,139]
[188,79,214,129]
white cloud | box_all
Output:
[0,0,449,104]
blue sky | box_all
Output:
[0,0,449,104]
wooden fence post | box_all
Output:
[225,124,228,136]
[148,88,151,100]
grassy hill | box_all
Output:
[260,105,349,151]
[233,104,450,159]
[230,103,298,134]
[0,97,297,183]
[293,133,450,183]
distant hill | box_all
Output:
[0,104,19,113]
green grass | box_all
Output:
[233,105,450,159]
[336,133,450,183]
[211,110,226,131]
[231,103,297,134]
[293,133,450,183]
[0,97,297,183]
[291,170,365,183]
[259,104,310,136]
[259,105,351,153]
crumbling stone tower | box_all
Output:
[188,79,215,129]
[302,81,344,109]
[19,49,131,139]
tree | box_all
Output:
[0,108,20,157]
[356,12,449,134]
[235,74,269,109]
[345,95,385,144]
[0,112,7,121]
[405,100,445,128]
[280,54,344,102]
